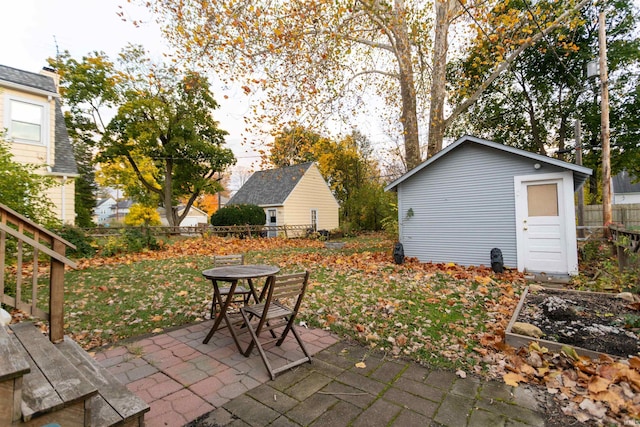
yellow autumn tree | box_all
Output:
[124,204,161,226]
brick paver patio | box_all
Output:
[93,320,338,427]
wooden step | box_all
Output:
[0,325,31,424]
[56,337,149,427]
[10,322,97,425]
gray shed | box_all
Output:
[385,136,592,275]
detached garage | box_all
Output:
[385,135,592,276]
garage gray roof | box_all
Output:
[385,135,592,192]
[228,162,314,206]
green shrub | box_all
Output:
[57,226,96,258]
[210,204,266,226]
[99,227,160,257]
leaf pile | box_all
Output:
[498,342,640,425]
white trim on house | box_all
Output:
[0,79,59,98]
[4,95,51,150]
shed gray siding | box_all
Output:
[398,143,567,268]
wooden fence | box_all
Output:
[83,224,315,238]
[583,203,640,229]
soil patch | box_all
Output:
[515,287,640,358]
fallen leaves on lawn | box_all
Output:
[17,233,640,424]
[497,341,640,425]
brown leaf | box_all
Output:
[503,372,526,387]
[396,334,407,347]
[594,388,625,413]
[587,376,611,394]
[625,302,640,311]
[628,356,640,371]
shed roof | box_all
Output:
[228,162,314,206]
[385,135,592,192]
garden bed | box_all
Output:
[506,286,640,359]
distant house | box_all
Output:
[158,205,209,227]
[227,162,339,237]
[0,64,78,224]
[385,135,592,276]
[612,171,640,205]
[108,199,133,224]
[94,197,117,225]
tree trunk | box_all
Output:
[164,160,177,226]
[523,91,544,155]
[392,0,421,171]
[557,114,567,161]
[427,0,456,158]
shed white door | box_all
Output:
[515,173,575,274]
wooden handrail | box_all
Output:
[0,202,76,343]
[0,223,77,268]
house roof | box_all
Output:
[113,199,134,209]
[385,135,593,192]
[96,197,116,208]
[612,171,640,194]
[52,99,78,175]
[227,162,314,206]
[0,64,58,95]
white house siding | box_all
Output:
[398,143,568,269]
[94,198,117,225]
[614,194,640,204]
[282,165,339,234]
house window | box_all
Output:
[6,98,48,145]
[310,209,318,231]
[268,209,277,224]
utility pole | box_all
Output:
[599,11,612,238]
[576,120,584,239]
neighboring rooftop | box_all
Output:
[613,170,640,194]
[228,162,314,206]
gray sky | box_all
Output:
[0,0,262,177]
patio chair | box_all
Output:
[240,271,312,380]
[210,254,252,319]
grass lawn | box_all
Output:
[60,232,526,374]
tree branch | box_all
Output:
[444,0,590,129]
[125,153,162,195]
